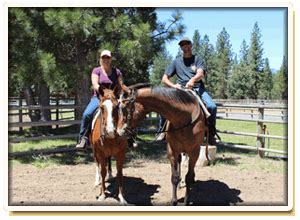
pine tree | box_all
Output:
[9,8,185,120]
[192,30,201,56]
[199,34,217,96]
[258,58,273,99]
[150,47,173,85]
[247,22,264,99]
[214,27,232,98]
[239,39,249,65]
[227,40,252,99]
[271,57,287,99]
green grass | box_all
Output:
[8,120,288,169]
[217,119,287,152]
[50,109,74,121]
[9,138,77,153]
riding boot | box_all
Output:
[155,132,166,141]
[208,126,217,145]
[76,126,90,149]
[155,118,167,141]
[75,136,88,149]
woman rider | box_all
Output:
[76,49,130,149]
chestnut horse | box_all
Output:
[90,87,128,204]
[119,84,208,205]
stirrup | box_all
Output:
[155,132,166,141]
[75,137,88,149]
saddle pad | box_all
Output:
[91,108,101,131]
[186,89,210,118]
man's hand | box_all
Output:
[185,79,195,89]
[173,84,182,89]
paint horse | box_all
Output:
[90,87,128,204]
[119,84,209,205]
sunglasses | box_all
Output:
[101,56,111,59]
[180,42,191,47]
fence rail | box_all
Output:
[8,97,288,157]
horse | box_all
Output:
[118,84,208,205]
[90,87,128,205]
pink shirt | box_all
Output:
[92,67,122,96]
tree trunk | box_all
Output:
[38,81,51,121]
[23,86,41,122]
[75,72,90,120]
[38,81,52,132]
[74,42,91,120]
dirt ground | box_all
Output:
[8,153,288,207]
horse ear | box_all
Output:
[98,85,104,97]
[113,85,119,96]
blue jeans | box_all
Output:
[197,86,217,134]
[157,115,166,132]
[79,96,99,137]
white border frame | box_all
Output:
[3,0,294,213]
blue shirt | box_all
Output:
[165,55,206,88]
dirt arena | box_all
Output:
[8,152,288,207]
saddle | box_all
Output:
[186,89,210,118]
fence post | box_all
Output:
[257,103,265,158]
[56,97,59,129]
[18,96,23,132]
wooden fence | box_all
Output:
[8,97,288,157]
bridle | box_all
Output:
[118,91,137,137]
[118,89,204,140]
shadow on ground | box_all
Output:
[178,179,243,206]
[105,176,160,206]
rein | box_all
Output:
[121,91,204,143]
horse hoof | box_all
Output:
[119,199,128,205]
[179,180,186,188]
[171,199,178,206]
[97,194,106,202]
[184,198,190,206]
[94,181,101,187]
[106,173,113,181]
[118,195,128,205]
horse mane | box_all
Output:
[129,83,153,90]
[151,86,197,105]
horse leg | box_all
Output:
[106,156,113,180]
[116,149,127,205]
[184,147,200,205]
[167,144,180,205]
[179,153,189,188]
[97,157,107,202]
[94,159,101,187]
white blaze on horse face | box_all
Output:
[103,99,115,136]
[117,123,128,137]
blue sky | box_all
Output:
[156,8,287,70]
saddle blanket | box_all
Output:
[91,108,101,131]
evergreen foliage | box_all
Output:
[214,27,232,98]
[271,57,288,99]
[8,8,288,124]
[247,22,264,99]
[149,47,173,85]
[258,58,273,99]
[9,8,185,120]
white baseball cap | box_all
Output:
[100,50,112,58]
